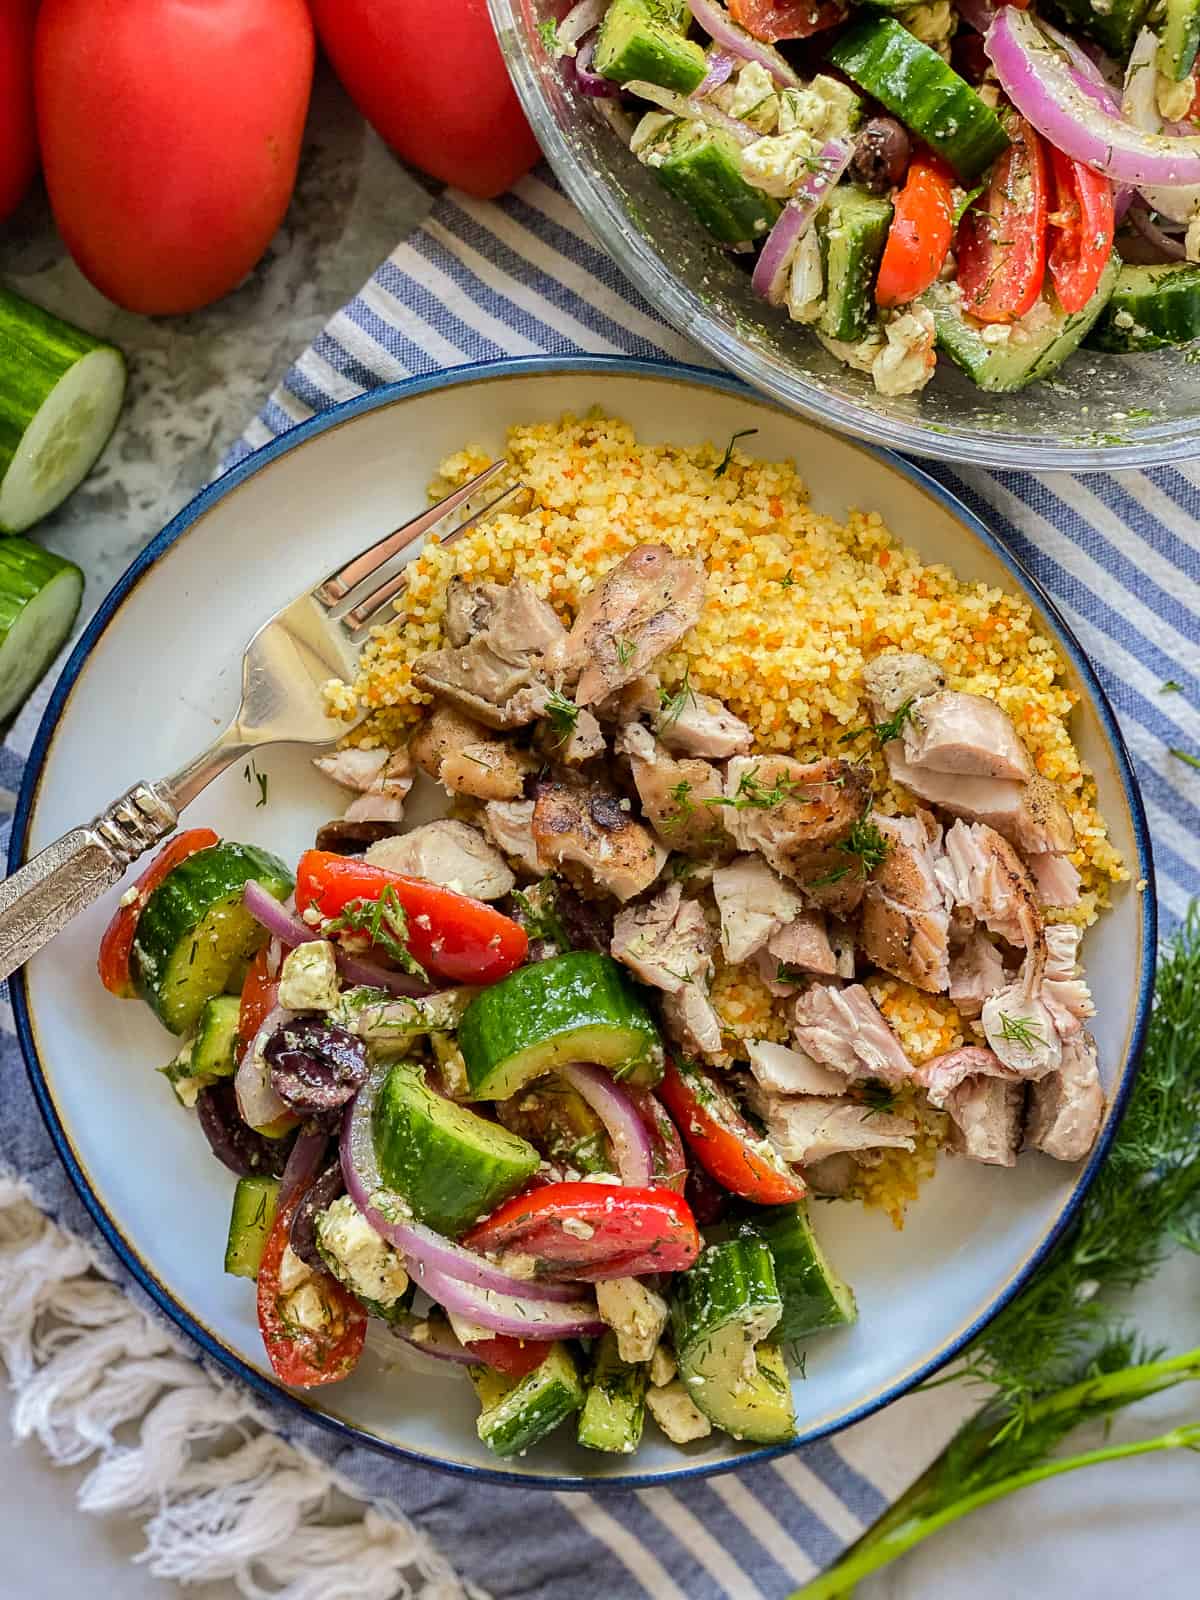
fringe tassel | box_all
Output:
[0,1171,483,1600]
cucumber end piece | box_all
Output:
[0,543,83,721]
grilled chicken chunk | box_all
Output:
[980,952,1063,1080]
[948,930,1008,1019]
[656,689,753,760]
[792,983,914,1087]
[481,799,543,876]
[618,723,725,855]
[918,1045,1024,1167]
[315,747,391,792]
[1041,923,1096,1039]
[711,854,804,964]
[745,1039,848,1097]
[531,779,667,902]
[859,810,951,993]
[412,580,567,729]
[901,691,1034,783]
[315,746,414,825]
[862,651,946,721]
[719,755,873,901]
[561,545,706,706]
[365,820,515,901]
[1025,1032,1104,1162]
[1028,851,1082,909]
[611,881,713,994]
[444,575,501,645]
[887,753,1074,856]
[943,819,1043,951]
[745,1085,918,1164]
[410,701,533,801]
[557,706,606,766]
[661,985,725,1062]
[767,911,838,977]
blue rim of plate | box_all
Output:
[10,354,1157,1492]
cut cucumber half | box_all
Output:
[578,1330,648,1455]
[1086,260,1200,351]
[0,537,83,721]
[1045,0,1152,59]
[471,1343,585,1457]
[1161,0,1200,77]
[458,952,664,1100]
[224,1176,280,1280]
[738,1203,857,1341]
[828,18,1010,182]
[0,286,126,534]
[819,185,894,343]
[594,0,707,93]
[647,118,782,247]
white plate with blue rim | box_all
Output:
[10,356,1155,1488]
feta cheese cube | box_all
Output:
[596,1276,670,1365]
[278,940,340,1012]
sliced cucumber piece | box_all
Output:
[371,1061,540,1237]
[739,1203,857,1341]
[223,1176,279,1280]
[1161,0,1200,78]
[1045,0,1152,60]
[828,18,1009,182]
[1086,260,1200,351]
[132,842,293,1034]
[191,994,242,1080]
[595,0,707,93]
[0,538,83,721]
[0,286,126,534]
[647,118,782,246]
[578,1330,648,1455]
[458,952,663,1100]
[819,185,894,343]
[471,1342,584,1457]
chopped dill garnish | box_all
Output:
[511,877,571,951]
[714,427,758,478]
[706,762,805,811]
[544,688,580,745]
[664,778,695,827]
[842,817,891,875]
[656,663,695,732]
[859,1079,898,1118]
[243,757,269,807]
[996,1011,1047,1048]
[1170,747,1200,771]
[322,885,428,979]
[840,696,917,747]
[1161,680,1183,693]
[779,571,795,589]
[775,962,807,984]
[613,634,636,667]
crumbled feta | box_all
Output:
[649,1343,678,1388]
[719,60,778,130]
[447,1310,497,1346]
[740,129,821,199]
[281,1280,338,1335]
[596,1276,670,1365]
[278,940,341,1012]
[630,110,675,158]
[777,75,860,140]
[871,307,938,396]
[646,1380,712,1442]
[900,1,957,57]
[981,323,1012,345]
[817,327,885,375]
[278,1244,311,1293]
[786,226,825,325]
[1113,309,1136,330]
[315,1194,410,1307]
[1157,71,1195,124]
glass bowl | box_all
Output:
[490,0,1200,469]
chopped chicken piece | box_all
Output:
[802,1153,859,1197]
[862,651,946,721]
[745,1039,848,1097]
[901,691,1034,783]
[481,799,543,876]
[443,575,499,645]
[827,920,856,980]
[660,983,725,1062]
[315,746,414,825]
[1026,1032,1104,1162]
[791,982,915,1087]
[919,1045,1025,1167]
[948,930,1008,1019]
[1044,923,1081,974]
[767,910,837,977]
[618,722,726,855]
[365,820,515,901]
[531,779,666,902]
[1041,922,1095,1038]
[980,950,1062,1079]
[859,810,950,993]
[412,580,566,729]
[711,854,804,964]
[592,673,661,725]
[719,755,873,902]
[887,753,1074,856]
[558,706,606,766]
[746,1085,917,1164]
[656,689,754,760]
[409,701,533,801]
[561,544,706,705]
[611,881,713,994]
[943,819,1043,950]
[314,747,390,791]
[1028,852,1082,909]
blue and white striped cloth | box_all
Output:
[1,167,1197,1600]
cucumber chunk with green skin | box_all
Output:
[819,185,894,343]
[647,119,782,246]
[737,1203,857,1341]
[371,1061,540,1237]
[0,285,126,534]
[471,1343,585,1457]
[594,0,707,94]
[132,843,293,1035]
[1161,0,1200,78]
[224,1176,280,1280]
[828,18,1009,182]
[924,255,1119,390]
[0,538,83,722]
[458,952,664,1100]
[191,995,243,1079]
[578,1330,648,1455]
[1085,260,1200,351]
[1044,0,1152,61]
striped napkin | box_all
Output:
[0,164,1196,1600]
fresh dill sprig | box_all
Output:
[706,762,805,812]
[663,778,695,828]
[995,1011,1047,1049]
[1170,747,1200,771]
[714,427,758,478]
[243,757,269,808]
[544,688,580,745]
[656,664,695,732]
[841,817,890,874]
[511,876,571,951]
[839,696,917,746]
[322,885,428,980]
[613,634,636,668]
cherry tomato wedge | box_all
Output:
[97,828,219,997]
[468,1336,548,1380]
[875,151,956,309]
[294,850,528,985]
[729,0,846,42]
[1046,146,1114,315]
[257,1185,366,1387]
[659,1057,806,1205]
[957,115,1048,324]
[628,1087,688,1192]
[465,1182,700,1281]
[237,946,280,1053]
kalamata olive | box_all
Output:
[314,817,403,854]
[289,1158,346,1270]
[265,1018,369,1114]
[849,117,911,194]
[196,1081,294,1179]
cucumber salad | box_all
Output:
[546,0,1200,395]
[100,542,1103,1460]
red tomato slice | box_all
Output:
[875,151,956,309]
[0,0,37,223]
[465,1182,700,1281]
[97,829,219,997]
[294,850,528,986]
[957,115,1048,324]
[659,1058,806,1205]
[257,1186,366,1387]
[729,0,846,42]
[467,1336,548,1380]
[628,1087,688,1192]
[237,946,280,1053]
[1046,146,1114,315]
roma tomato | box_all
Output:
[659,1057,806,1205]
[466,1182,701,1280]
[729,0,847,42]
[308,0,539,199]
[956,115,1048,324]
[1046,147,1114,315]
[875,151,956,309]
[0,0,37,223]
[35,0,314,314]
[257,1184,366,1387]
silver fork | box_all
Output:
[0,461,521,983]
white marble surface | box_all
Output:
[1,65,1197,1600]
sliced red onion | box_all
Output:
[571,36,620,98]
[417,1263,604,1340]
[622,78,758,145]
[234,1005,296,1131]
[694,50,736,99]
[750,137,852,305]
[559,1062,653,1186]
[333,951,433,998]
[557,0,605,50]
[686,0,801,88]
[1128,201,1189,259]
[279,1129,329,1206]
[388,1313,478,1367]
[1122,29,1200,222]
[340,1068,581,1302]
[986,8,1200,187]
[629,1088,688,1191]
[243,880,433,998]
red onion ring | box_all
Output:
[416,1263,605,1340]
[559,1062,653,1186]
[750,137,853,305]
[694,49,736,99]
[955,0,995,34]
[1122,29,1200,222]
[556,0,604,50]
[387,1313,478,1367]
[279,1129,329,1207]
[243,880,432,998]
[686,0,801,88]
[234,1004,296,1131]
[1128,201,1189,259]
[629,1088,688,1191]
[571,37,620,98]
[623,78,758,145]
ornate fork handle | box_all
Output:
[0,782,180,984]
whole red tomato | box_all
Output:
[0,0,38,223]
[35,0,314,314]
[309,0,540,199]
